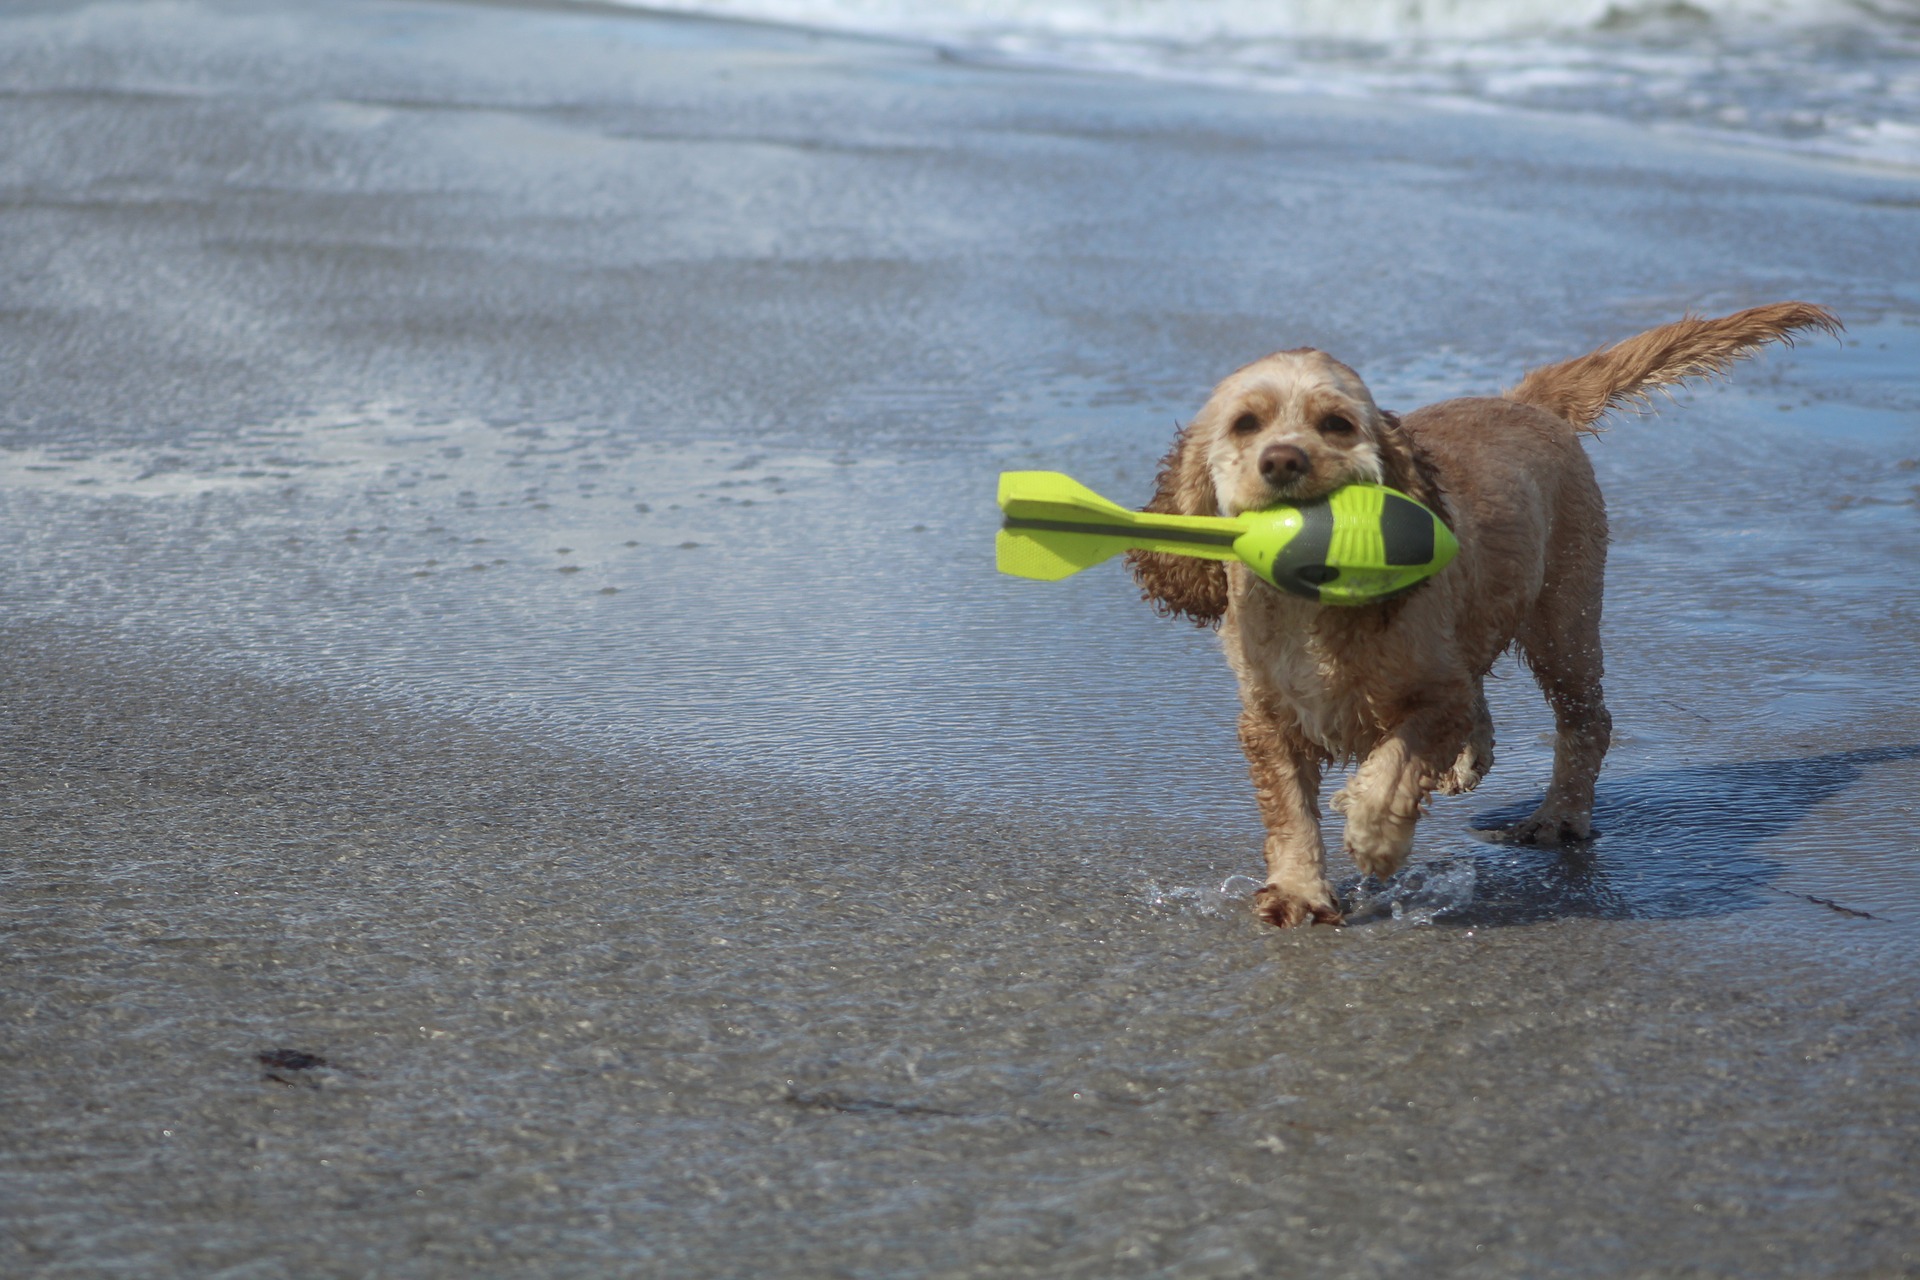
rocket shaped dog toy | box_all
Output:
[996,471,1458,605]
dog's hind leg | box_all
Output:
[1512,565,1611,845]
[1513,663,1609,844]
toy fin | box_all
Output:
[996,471,1243,581]
[994,526,1127,579]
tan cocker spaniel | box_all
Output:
[1128,303,1840,927]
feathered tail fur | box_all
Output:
[1504,302,1842,433]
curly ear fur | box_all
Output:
[1372,410,1451,529]
[1126,421,1229,627]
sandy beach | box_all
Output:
[3,0,1919,1274]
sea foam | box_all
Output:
[621,0,1920,168]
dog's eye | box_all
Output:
[1231,412,1261,436]
[1319,414,1356,436]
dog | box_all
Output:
[1127,303,1840,928]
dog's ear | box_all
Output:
[1372,410,1451,527]
[1126,420,1229,627]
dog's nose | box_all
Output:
[1258,443,1311,485]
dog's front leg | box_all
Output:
[1239,698,1341,928]
[1337,693,1474,881]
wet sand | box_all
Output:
[4,1,1920,1275]
[8,619,1919,1277]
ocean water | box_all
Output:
[628,0,1920,167]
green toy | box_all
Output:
[996,471,1458,605]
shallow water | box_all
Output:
[3,1,1919,1275]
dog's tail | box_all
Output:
[1504,302,1842,434]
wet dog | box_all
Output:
[1128,303,1839,927]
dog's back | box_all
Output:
[1394,395,1602,673]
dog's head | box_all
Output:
[1195,348,1397,513]
[1128,348,1442,625]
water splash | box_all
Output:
[1341,859,1481,926]
[1144,874,1266,917]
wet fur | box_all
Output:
[1127,303,1840,927]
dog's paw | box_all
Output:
[1507,808,1594,846]
[1434,739,1492,797]
[1434,759,1484,797]
[1342,807,1417,880]
[1344,840,1411,881]
[1253,885,1343,929]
